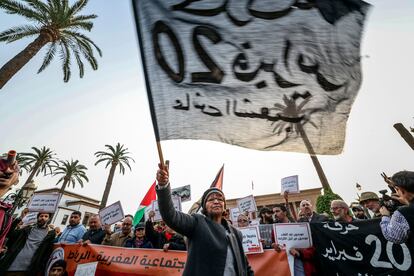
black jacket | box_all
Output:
[145,219,186,250]
[298,212,329,223]
[0,221,56,275]
[157,184,254,276]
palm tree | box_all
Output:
[0,0,102,89]
[95,143,134,209]
[19,146,58,189]
[53,159,88,195]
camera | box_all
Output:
[378,189,403,214]
[0,150,17,179]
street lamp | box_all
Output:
[5,180,37,215]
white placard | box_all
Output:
[281,175,299,194]
[74,261,98,276]
[237,195,257,213]
[230,207,241,222]
[99,201,124,226]
[239,226,264,254]
[151,197,182,222]
[22,212,38,226]
[273,223,313,249]
[28,193,60,213]
[171,185,191,202]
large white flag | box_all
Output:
[132,0,370,155]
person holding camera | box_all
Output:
[380,171,414,244]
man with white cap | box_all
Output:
[155,163,254,276]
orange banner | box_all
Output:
[55,244,290,276]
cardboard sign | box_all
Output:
[273,223,313,249]
[99,201,124,226]
[151,197,182,222]
[74,261,98,276]
[237,195,257,213]
[22,211,38,226]
[240,226,264,254]
[171,185,191,202]
[281,175,299,194]
[28,193,60,213]
[230,207,241,222]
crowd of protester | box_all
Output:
[0,167,413,275]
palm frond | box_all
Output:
[68,0,88,16]
[37,42,57,73]
[59,38,71,82]
[0,25,40,43]
[0,0,45,23]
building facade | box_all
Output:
[33,188,100,229]
[226,187,322,220]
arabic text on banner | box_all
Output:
[133,0,370,154]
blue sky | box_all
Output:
[1,0,414,214]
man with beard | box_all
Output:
[351,205,368,220]
[273,204,292,223]
[102,217,134,247]
[359,192,381,218]
[258,207,274,224]
[297,200,328,223]
[330,200,354,223]
[156,163,254,276]
[0,212,56,275]
[58,211,86,244]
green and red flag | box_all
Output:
[133,181,156,226]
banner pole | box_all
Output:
[156,141,165,165]
[297,123,331,191]
[132,0,166,166]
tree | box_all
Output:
[53,159,88,195]
[95,143,134,209]
[0,0,102,89]
[316,188,342,218]
[19,146,57,189]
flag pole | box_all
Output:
[156,141,165,166]
[297,123,331,191]
[132,0,166,166]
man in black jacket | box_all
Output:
[297,200,329,223]
[156,163,254,276]
[0,212,56,275]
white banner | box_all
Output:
[133,0,370,154]
[22,211,38,226]
[240,226,264,254]
[281,175,299,194]
[237,195,257,213]
[99,201,125,226]
[28,193,60,213]
[74,261,98,276]
[273,223,313,249]
[230,207,241,222]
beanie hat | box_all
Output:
[201,188,226,213]
[51,259,66,269]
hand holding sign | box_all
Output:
[281,175,299,194]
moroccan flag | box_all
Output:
[133,181,156,226]
[188,165,224,214]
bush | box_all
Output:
[316,188,342,217]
